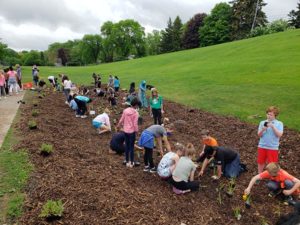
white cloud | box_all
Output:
[0,0,298,51]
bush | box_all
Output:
[28,120,37,129]
[39,200,64,219]
[249,19,293,38]
[31,110,39,117]
[40,143,53,155]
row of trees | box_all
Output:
[1,0,300,67]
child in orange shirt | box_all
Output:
[244,163,300,203]
[196,129,218,163]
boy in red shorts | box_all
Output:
[257,106,283,173]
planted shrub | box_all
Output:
[40,143,53,156]
[31,110,39,117]
[39,200,64,221]
[28,120,37,130]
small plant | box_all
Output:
[260,216,269,225]
[274,204,281,217]
[39,200,64,221]
[216,183,225,205]
[233,207,242,221]
[40,143,53,156]
[28,120,37,130]
[31,109,39,117]
[226,178,236,197]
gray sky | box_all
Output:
[0,0,298,51]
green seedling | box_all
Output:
[216,183,225,205]
[31,109,39,117]
[260,216,269,225]
[233,207,242,221]
[226,178,236,197]
[28,120,37,129]
[39,200,64,221]
[40,143,53,156]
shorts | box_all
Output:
[257,147,278,164]
[92,121,103,129]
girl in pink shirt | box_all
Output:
[0,70,6,98]
[7,66,18,95]
[117,97,140,167]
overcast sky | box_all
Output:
[0,0,298,51]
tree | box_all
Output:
[101,21,117,62]
[57,48,68,66]
[160,18,174,53]
[0,41,8,64]
[182,13,207,49]
[22,51,42,66]
[230,0,268,40]
[114,19,145,58]
[81,34,102,63]
[288,1,300,28]
[145,30,162,55]
[199,3,232,47]
[172,16,183,51]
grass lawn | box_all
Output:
[0,92,33,223]
[19,29,300,130]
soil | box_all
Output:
[14,87,300,225]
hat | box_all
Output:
[203,146,215,159]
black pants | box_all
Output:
[110,144,125,155]
[74,99,87,115]
[171,177,199,191]
[144,147,154,168]
[152,108,162,125]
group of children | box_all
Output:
[0,65,23,98]
[55,75,299,207]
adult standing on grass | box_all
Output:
[16,64,22,90]
[138,80,148,108]
[117,97,140,168]
[257,106,283,173]
[149,88,164,125]
[32,65,39,86]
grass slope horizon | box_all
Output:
[23,29,300,130]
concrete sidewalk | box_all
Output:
[0,92,25,148]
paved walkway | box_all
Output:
[0,92,25,148]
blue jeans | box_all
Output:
[224,154,241,178]
[266,180,294,192]
[124,132,135,163]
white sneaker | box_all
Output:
[65,101,69,105]
[76,115,81,118]
[81,115,87,118]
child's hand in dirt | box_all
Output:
[211,175,219,180]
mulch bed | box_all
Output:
[14,87,300,225]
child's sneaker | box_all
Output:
[76,115,81,118]
[81,115,87,118]
[143,166,150,172]
[268,189,281,198]
[283,196,296,206]
[150,167,157,173]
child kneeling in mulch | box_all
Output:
[92,108,111,134]
[244,162,300,205]
[157,142,185,180]
[170,143,199,194]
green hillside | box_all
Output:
[21,30,300,130]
